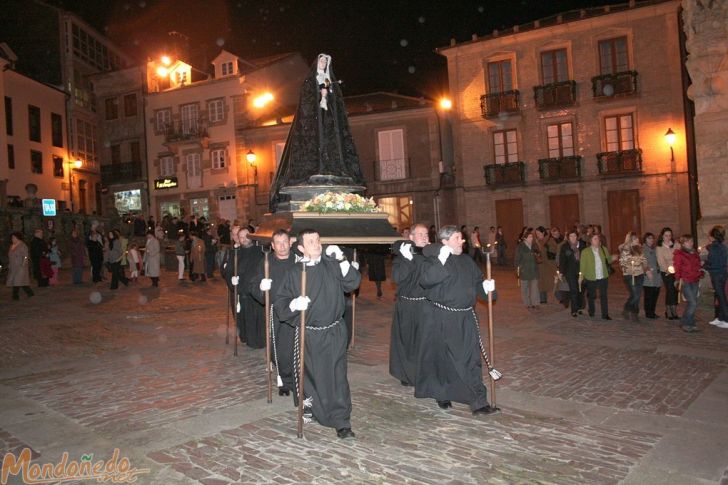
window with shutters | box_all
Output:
[211,149,226,169]
[377,129,406,181]
[604,114,635,151]
[159,156,175,176]
[105,98,118,120]
[547,122,575,158]
[180,103,199,135]
[186,153,202,188]
[124,93,137,116]
[487,60,513,94]
[599,37,629,75]
[53,155,64,177]
[51,113,63,147]
[493,130,518,164]
[540,49,569,85]
[155,109,171,133]
[207,99,224,123]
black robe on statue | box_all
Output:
[273,256,361,430]
[249,252,298,392]
[415,245,490,411]
[269,54,365,211]
[390,242,427,386]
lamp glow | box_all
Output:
[252,92,274,108]
[156,66,169,77]
[439,98,453,110]
[161,55,172,66]
[246,150,257,165]
[664,128,676,146]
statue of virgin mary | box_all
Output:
[269,53,365,212]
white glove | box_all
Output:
[400,243,413,261]
[482,279,495,293]
[351,261,360,271]
[325,245,344,261]
[438,245,453,265]
[236,301,240,313]
[231,276,239,286]
[289,296,310,312]
[340,260,351,277]
[259,278,272,292]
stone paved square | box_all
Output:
[1,267,727,484]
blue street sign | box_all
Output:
[42,199,57,216]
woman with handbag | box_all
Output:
[618,232,651,322]
[642,233,662,319]
[514,228,540,308]
[579,234,615,321]
[559,230,585,317]
[656,227,680,320]
[7,232,34,300]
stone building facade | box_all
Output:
[682,0,728,242]
[91,66,149,217]
[439,0,689,255]
[145,51,307,223]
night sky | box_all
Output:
[46,0,612,98]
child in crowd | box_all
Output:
[39,250,54,288]
[48,237,62,285]
[673,235,703,333]
[128,243,142,283]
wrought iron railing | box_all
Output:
[480,90,520,118]
[101,162,143,185]
[375,157,411,181]
[163,118,209,143]
[534,80,577,110]
[484,161,526,186]
[596,148,643,175]
[538,156,582,181]
[592,71,638,98]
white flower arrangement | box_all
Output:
[302,192,380,214]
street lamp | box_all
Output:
[67,158,82,212]
[246,150,258,182]
[160,55,172,66]
[252,92,274,109]
[664,128,676,161]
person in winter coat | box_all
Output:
[174,232,187,281]
[703,225,728,328]
[579,234,615,321]
[618,232,651,322]
[558,230,585,317]
[106,230,129,290]
[190,231,207,282]
[30,229,47,286]
[642,233,662,319]
[68,229,86,284]
[128,243,142,282]
[535,226,556,304]
[656,227,680,320]
[143,231,161,287]
[86,227,105,283]
[366,247,387,299]
[514,228,540,308]
[7,232,34,300]
[48,237,62,285]
[673,235,704,332]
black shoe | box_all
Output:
[437,400,452,409]
[473,404,501,416]
[578,310,583,315]
[602,315,612,321]
[336,427,356,439]
[400,380,410,386]
[278,388,290,396]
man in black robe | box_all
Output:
[249,229,297,396]
[415,225,498,415]
[221,225,244,343]
[274,228,361,439]
[390,223,430,387]
[236,228,264,349]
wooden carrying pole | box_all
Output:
[225,283,230,345]
[350,249,358,349]
[486,252,497,408]
[233,247,238,357]
[297,263,307,439]
[264,249,272,404]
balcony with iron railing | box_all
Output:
[534,80,577,110]
[484,161,526,187]
[480,90,520,118]
[592,71,638,99]
[374,157,412,182]
[163,118,209,143]
[101,161,144,185]
[538,156,582,182]
[596,148,642,176]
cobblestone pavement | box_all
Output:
[1,265,728,484]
